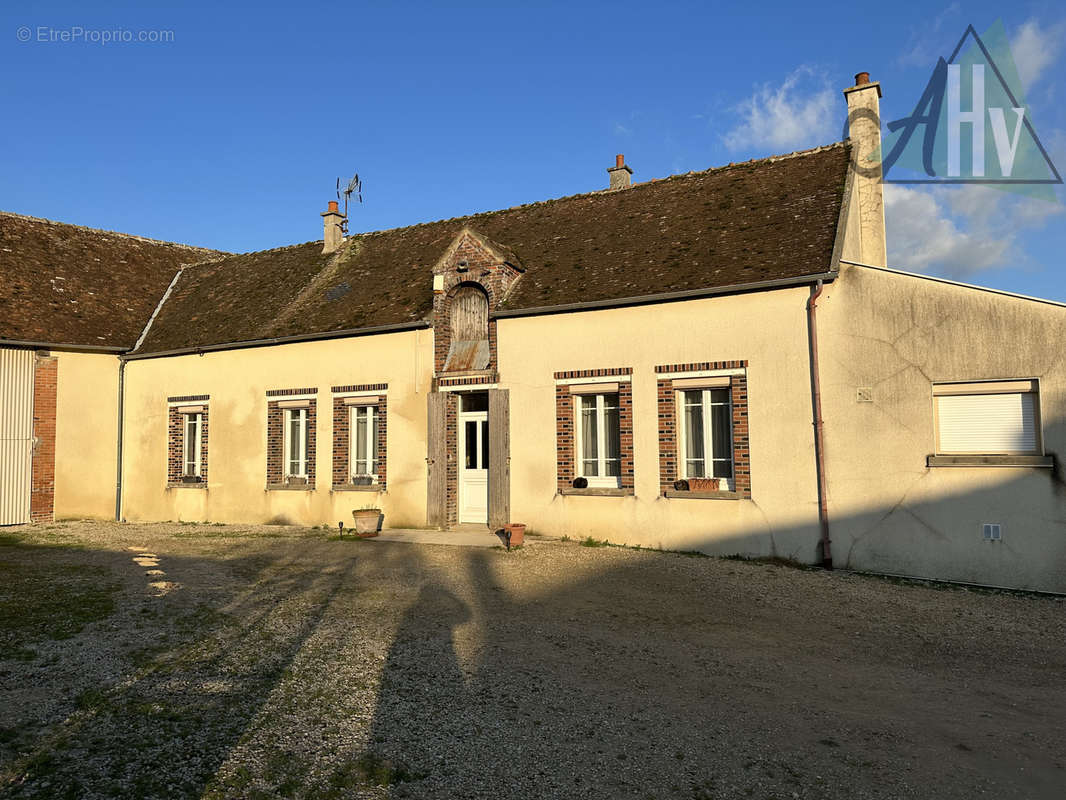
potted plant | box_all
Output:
[352,505,383,537]
[504,522,526,548]
[351,474,374,486]
[286,475,308,486]
[181,474,202,484]
[690,477,720,492]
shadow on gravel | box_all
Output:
[2,524,1065,800]
[0,536,361,799]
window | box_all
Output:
[182,412,202,477]
[679,388,734,488]
[285,407,309,477]
[934,381,1041,455]
[350,405,380,480]
[576,393,621,488]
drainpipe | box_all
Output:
[807,281,832,568]
[115,359,126,522]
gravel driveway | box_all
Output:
[1,521,1064,799]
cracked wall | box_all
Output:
[819,264,1066,591]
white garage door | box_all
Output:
[0,348,34,525]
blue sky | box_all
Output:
[2,1,1064,299]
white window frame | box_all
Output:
[349,404,379,482]
[574,392,622,489]
[678,387,735,490]
[284,407,309,478]
[182,412,202,478]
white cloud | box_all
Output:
[884,183,1063,277]
[1011,18,1066,91]
[722,67,837,153]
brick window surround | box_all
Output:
[30,353,57,523]
[656,361,750,498]
[167,395,210,486]
[267,389,317,488]
[332,384,388,490]
[555,368,634,494]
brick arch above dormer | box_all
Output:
[431,227,524,376]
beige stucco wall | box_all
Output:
[497,288,823,558]
[819,264,1066,591]
[54,351,119,520]
[120,329,432,527]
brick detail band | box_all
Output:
[438,375,497,387]
[556,377,634,493]
[658,369,751,498]
[266,387,317,397]
[168,404,209,485]
[167,394,210,403]
[267,398,316,485]
[30,354,57,523]
[655,360,748,373]
[554,367,633,380]
[332,395,387,489]
[331,383,388,394]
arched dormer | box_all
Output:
[431,227,524,376]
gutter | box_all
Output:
[807,280,832,568]
[492,271,839,319]
[115,359,126,522]
[0,337,126,354]
[122,320,432,361]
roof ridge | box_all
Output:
[0,209,224,254]
[341,141,850,243]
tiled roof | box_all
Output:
[0,212,220,348]
[125,142,851,354]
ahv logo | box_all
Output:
[879,21,1061,198]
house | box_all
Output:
[2,72,1064,592]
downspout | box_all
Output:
[115,358,126,522]
[807,280,832,568]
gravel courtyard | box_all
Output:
[1,521,1063,799]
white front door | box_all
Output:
[458,410,488,524]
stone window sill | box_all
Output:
[265,484,316,491]
[663,490,743,500]
[557,488,633,497]
[927,455,1053,468]
[331,484,384,492]
[166,482,208,490]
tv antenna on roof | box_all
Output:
[335,173,362,235]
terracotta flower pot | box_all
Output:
[689,477,720,492]
[352,509,382,537]
[505,523,526,548]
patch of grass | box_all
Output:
[722,554,812,570]
[315,752,426,795]
[74,688,111,713]
[581,536,611,548]
[0,561,118,652]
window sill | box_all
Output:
[663,490,742,500]
[557,488,633,497]
[927,455,1053,468]
[332,484,384,492]
[166,482,208,490]
[265,484,316,491]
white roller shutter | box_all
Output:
[0,348,34,525]
[936,392,1039,454]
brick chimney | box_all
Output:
[607,154,633,190]
[321,200,345,254]
[843,71,886,267]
